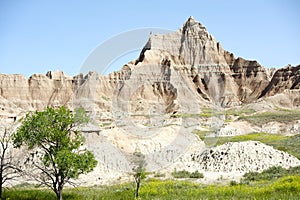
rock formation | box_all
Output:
[191,141,300,173]
[0,17,300,185]
[0,16,299,114]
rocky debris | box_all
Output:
[261,120,300,135]
[261,122,285,134]
[190,141,300,173]
[288,120,300,134]
[218,121,258,137]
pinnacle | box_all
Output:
[188,16,195,22]
[182,16,205,31]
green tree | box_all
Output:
[131,151,146,199]
[13,107,97,200]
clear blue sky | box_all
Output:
[0,0,299,77]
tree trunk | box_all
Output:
[0,181,2,200]
[56,188,63,200]
[0,170,3,199]
[135,176,140,198]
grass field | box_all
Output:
[3,174,300,200]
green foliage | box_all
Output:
[171,107,255,122]
[171,169,203,179]
[132,151,146,179]
[154,172,165,178]
[171,107,214,118]
[171,170,190,178]
[132,151,146,198]
[193,129,216,140]
[14,107,87,150]
[12,106,97,200]
[279,134,300,159]
[229,181,238,186]
[189,170,204,178]
[243,166,300,183]
[216,132,287,145]
[13,107,97,179]
[3,176,300,200]
[225,108,256,116]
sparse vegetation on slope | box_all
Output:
[215,132,300,159]
[238,109,300,126]
[243,166,300,183]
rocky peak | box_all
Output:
[181,16,207,33]
[132,17,300,106]
[138,17,228,66]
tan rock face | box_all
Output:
[0,72,74,110]
[1,17,299,113]
[137,16,228,66]
[0,17,300,185]
[260,65,300,98]
[229,57,270,103]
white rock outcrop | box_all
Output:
[190,141,300,173]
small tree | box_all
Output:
[13,107,97,200]
[132,151,146,199]
[0,127,22,199]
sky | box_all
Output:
[0,0,299,77]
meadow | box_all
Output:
[3,173,300,200]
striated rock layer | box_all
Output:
[0,16,299,116]
[0,17,300,185]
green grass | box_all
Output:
[101,95,110,101]
[171,107,222,119]
[225,108,256,116]
[171,113,200,118]
[153,172,166,178]
[100,122,112,127]
[275,134,300,159]
[3,176,300,200]
[243,166,300,183]
[239,109,300,126]
[215,132,287,145]
[214,132,300,159]
[193,129,215,140]
[171,107,256,121]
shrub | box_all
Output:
[171,170,204,179]
[189,170,204,178]
[243,166,300,183]
[230,181,238,186]
[154,172,166,178]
